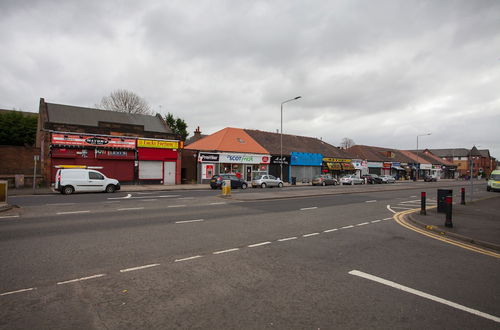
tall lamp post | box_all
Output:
[280,96,302,181]
[416,133,431,180]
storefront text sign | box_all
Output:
[271,156,290,165]
[199,153,220,162]
[52,133,135,149]
[137,139,179,149]
[323,158,352,163]
[199,153,270,164]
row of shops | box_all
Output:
[49,133,181,184]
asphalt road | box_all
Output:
[1,182,498,329]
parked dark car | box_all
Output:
[210,174,248,189]
[312,174,338,186]
[361,174,382,184]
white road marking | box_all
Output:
[57,274,106,285]
[371,220,382,223]
[278,237,298,241]
[349,270,500,324]
[46,203,76,206]
[104,201,121,204]
[158,195,180,198]
[108,193,132,200]
[140,199,158,202]
[56,210,90,215]
[167,205,186,208]
[341,225,354,229]
[383,217,392,221]
[0,287,35,296]
[178,197,195,200]
[175,255,202,262]
[303,233,320,237]
[356,222,369,226]
[120,264,160,273]
[386,205,397,214]
[137,192,154,195]
[300,207,318,211]
[365,200,377,203]
[213,248,239,254]
[400,200,421,204]
[323,228,338,233]
[117,207,145,211]
[410,195,417,198]
[209,202,226,205]
[391,206,416,210]
[248,241,271,248]
[175,219,204,224]
[0,215,19,219]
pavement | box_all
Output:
[406,194,500,252]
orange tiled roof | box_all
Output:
[185,127,269,154]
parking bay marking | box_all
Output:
[349,270,500,323]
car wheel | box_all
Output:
[63,185,74,195]
[241,183,247,189]
[105,184,116,193]
[278,182,283,188]
[487,186,491,191]
[261,183,266,188]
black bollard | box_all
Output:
[420,191,426,215]
[461,187,466,205]
[445,196,453,228]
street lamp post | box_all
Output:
[280,96,302,182]
[416,133,431,180]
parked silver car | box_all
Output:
[339,175,364,185]
[251,174,284,188]
[380,175,396,183]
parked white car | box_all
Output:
[251,175,284,188]
[55,168,120,194]
[380,175,396,183]
[339,175,364,185]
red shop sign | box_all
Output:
[52,133,135,149]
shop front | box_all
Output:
[137,139,181,185]
[352,159,368,176]
[323,158,355,179]
[391,162,407,180]
[367,162,383,175]
[382,162,392,176]
[50,133,136,183]
[291,152,323,183]
[269,156,291,182]
[198,152,271,183]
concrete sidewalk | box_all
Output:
[407,194,500,251]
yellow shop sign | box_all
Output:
[323,158,352,163]
[138,139,179,149]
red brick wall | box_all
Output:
[0,146,41,175]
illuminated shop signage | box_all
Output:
[199,153,220,162]
[199,153,270,164]
[323,158,352,163]
[51,133,135,149]
[137,139,179,149]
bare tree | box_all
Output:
[340,137,355,149]
[97,89,152,115]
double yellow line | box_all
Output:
[393,208,500,259]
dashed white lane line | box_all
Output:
[175,255,202,262]
[300,207,318,211]
[0,215,20,219]
[323,228,338,233]
[383,217,392,221]
[371,220,382,223]
[209,202,226,205]
[140,199,158,202]
[117,207,145,211]
[409,195,417,198]
[56,210,91,215]
[349,270,500,324]
[120,264,160,273]
[0,287,35,296]
[167,205,186,208]
[178,197,195,200]
[57,274,106,285]
[278,237,298,242]
[46,203,76,206]
[248,241,272,248]
[341,225,354,229]
[356,222,369,226]
[303,232,320,237]
[365,200,377,203]
[175,219,204,224]
[213,248,240,255]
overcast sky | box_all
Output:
[1,0,499,158]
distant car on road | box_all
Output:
[380,175,396,183]
[487,170,500,192]
[251,175,284,188]
[55,168,120,195]
[361,174,382,184]
[210,174,248,189]
[340,175,364,185]
[424,174,438,182]
[312,174,338,186]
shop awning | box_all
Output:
[393,166,405,171]
[341,163,354,170]
[326,162,342,170]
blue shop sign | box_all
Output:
[290,152,323,166]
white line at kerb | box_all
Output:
[349,270,500,323]
[0,287,35,296]
[56,210,91,215]
[300,207,318,211]
[120,264,160,273]
[57,274,106,285]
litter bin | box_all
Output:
[437,189,452,213]
[291,177,297,185]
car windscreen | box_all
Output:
[254,175,263,180]
[491,174,500,180]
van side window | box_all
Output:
[89,172,104,180]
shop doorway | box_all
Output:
[245,165,252,182]
[163,161,176,185]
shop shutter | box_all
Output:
[139,161,163,179]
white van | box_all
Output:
[55,168,120,194]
